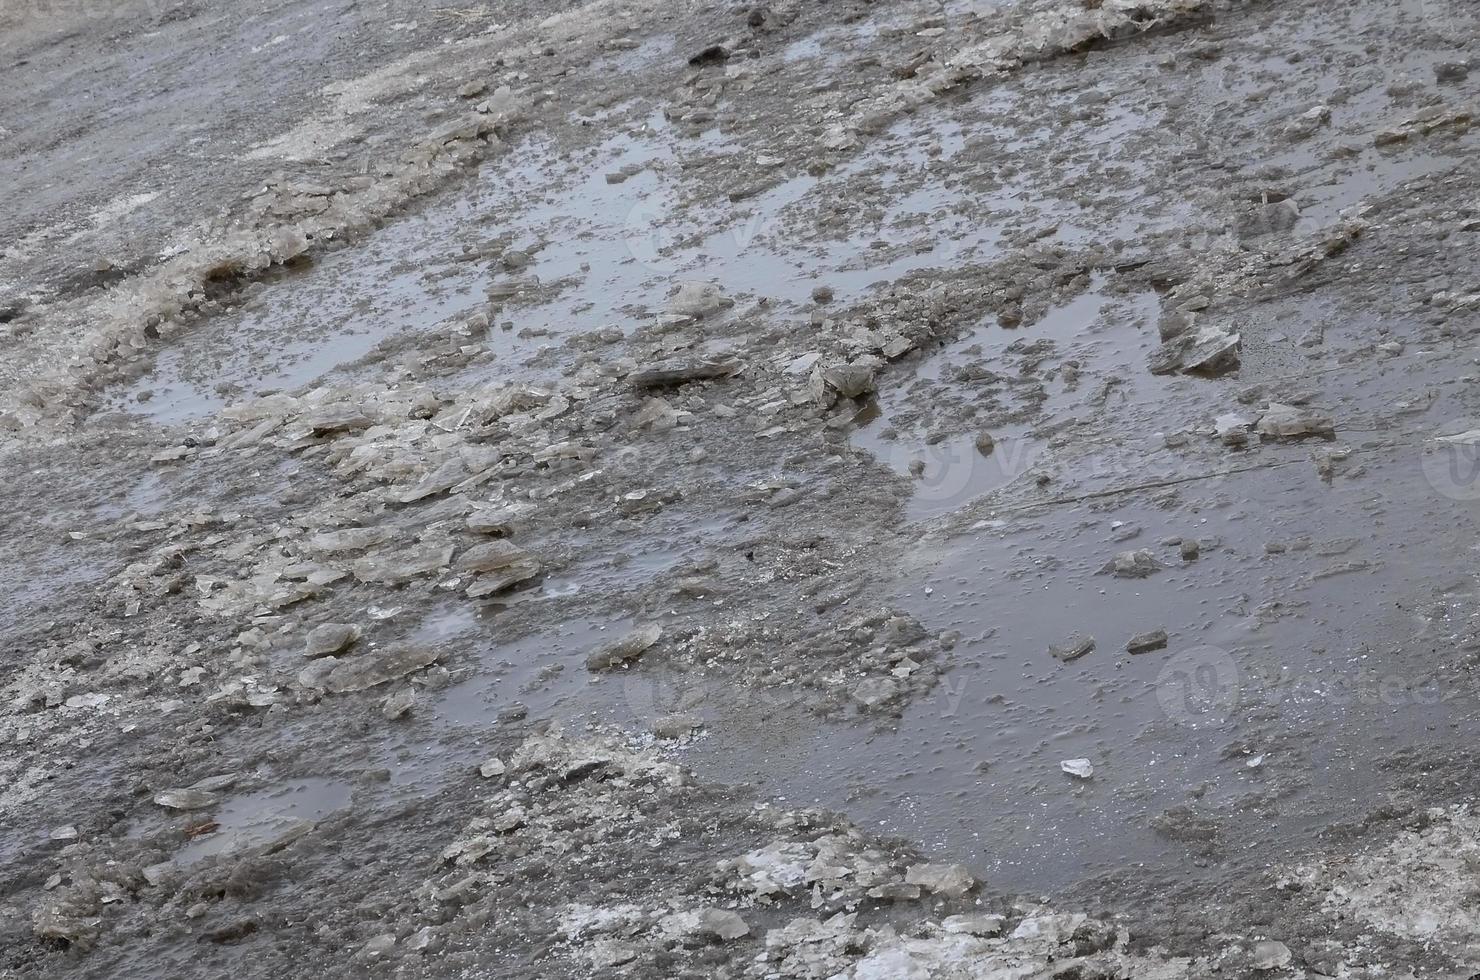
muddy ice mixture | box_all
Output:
[7,0,1480,976]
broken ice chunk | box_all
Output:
[304,623,359,658]
[1255,403,1334,440]
[1060,758,1094,779]
[1100,549,1163,578]
[1049,633,1096,662]
[324,646,441,694]
[585,624,662,670]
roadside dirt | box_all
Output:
[6,0,1480,976]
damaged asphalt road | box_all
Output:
[7,0,1480,975]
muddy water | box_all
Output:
[94,6,1480,901]
[854,284,1173,521]
[685,427,1480,891]
[113,93,1139,424]
[176,778,353,863]
[689,308,1480,891]
[300,280,1480,894]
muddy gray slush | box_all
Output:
[5,0,1480,977]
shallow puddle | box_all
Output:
[370,603,642,789]
[176,777,353,863]
[854,285,1170,520]
[115,89,1175,425]
[688,445,1480,889]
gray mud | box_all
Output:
[8,0,1480,977]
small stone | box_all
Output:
[1126,629,1169,654]
[1235,199,1301,239]
[1061,758,1094,779]
[298,656,340,689]
[361,934,397,959]
[1252,940,1292,970]
[304,623,359,658]
[1049,633,1095,662]
[586,624,663,670]
[381,687,415,720]
[819,363,876,399]
[457,539,533,573]
[666,280,731,317]
[188,774,239,793]
[1101,549,1163,578]
[398,458,470,503]
[628,357,741,388]
[458,80,488,98]
[466,505,524,536]
[301,405,374,435]
[479,757,506,778]
[310,527,391,553]
[465,559,542,597]
[49,825,79,842]
[406,926,439,952]
[1281,104,1330,141]
[851,676,899,707]
[352,543,455,584]
[688,43,730,66]
[653,712,702,738]
[974,431,995,455]
[1151,325,1241,375]
[811,285,834,304]
[784,352,823,375]
[1435,62,1469,84]
[1180,539,1200,561]
[1214,412,1252,447]
[1256,403,1334,440]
